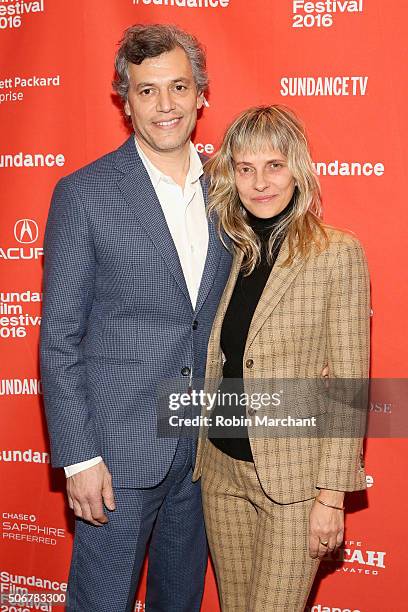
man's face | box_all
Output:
[124,46,204,154]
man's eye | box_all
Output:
[174,84,187,92]
[140,88,153,96]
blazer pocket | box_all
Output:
[84,354,143,364]
[290,379,329,418]
[98,317,142,362]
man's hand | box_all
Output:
[309,490,345,559]
[66,461,116,526]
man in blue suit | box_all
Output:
[40,24,231,612]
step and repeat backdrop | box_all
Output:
[1,1,408,611]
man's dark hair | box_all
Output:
[113,23,208,102]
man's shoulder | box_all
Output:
[57,136,135,191]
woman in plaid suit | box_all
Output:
[193,105,370,611]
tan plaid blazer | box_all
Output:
[193,227,370,503]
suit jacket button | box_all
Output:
[181,367,191,376]
[192,320,198,330]
[246,359,254,369]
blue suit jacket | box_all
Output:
[40,136,232,487]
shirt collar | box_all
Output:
[188,142,204,184]
[134,136,203,188]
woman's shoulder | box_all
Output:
[306,224,367,269]
[320,224,365,253]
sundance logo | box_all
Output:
[0,1,45,30]
[0,571,67,593]
[293,0,364,29]
[314,160,384,177]
[306,606,361,612]
[0,219,43,261]
[0,288,42,339]
[0,378,42,396]
[0,449,50,464]
[0,151,65,168]
[132,0,230,7]
[280,76,368,96]
[194,143,214,155]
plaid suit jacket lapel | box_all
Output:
[206,248,244,361]
[114,136,191,306]
[245,235,306,352]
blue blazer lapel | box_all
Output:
[114,136,191,306]
[194,175,223,314]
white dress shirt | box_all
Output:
[64,139,209,477]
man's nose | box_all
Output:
[156,89,176,113]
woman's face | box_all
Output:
[232,148,296,218]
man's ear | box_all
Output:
[196,91,205,110]
[124,99,131,116]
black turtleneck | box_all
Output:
[208,198,294,461]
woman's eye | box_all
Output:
[270,162,283,169]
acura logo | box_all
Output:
[14,219,39,244]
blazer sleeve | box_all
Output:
[316,237,371,491]
[40,178,100,468]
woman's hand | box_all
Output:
[309,490,345,559]
[321,364,329,378]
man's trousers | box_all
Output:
[66,437,207,612]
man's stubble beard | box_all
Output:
[134,116,197,155]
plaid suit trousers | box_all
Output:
[201,440,320,612]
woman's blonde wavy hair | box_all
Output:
[206,105,328,274]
